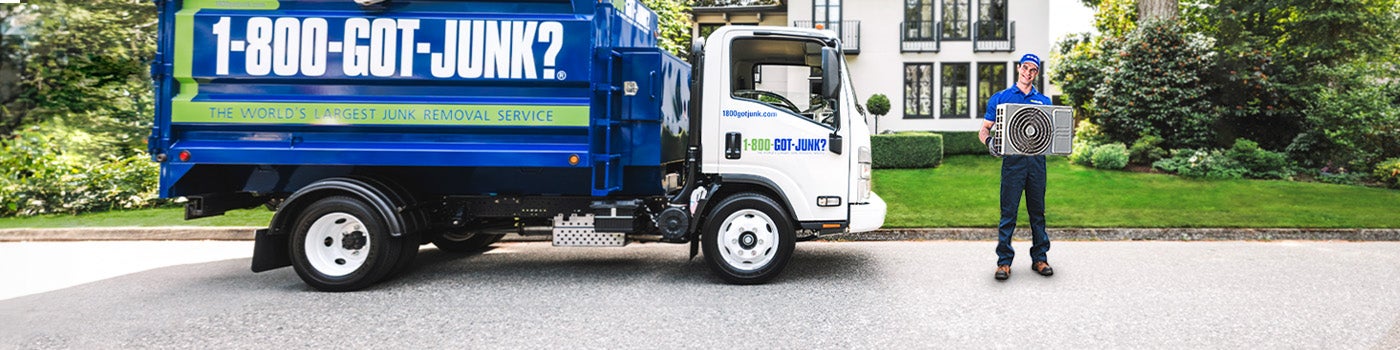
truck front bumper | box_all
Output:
[848,192,887,233]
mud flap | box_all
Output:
[251,228,291,273]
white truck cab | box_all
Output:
[697,26,886,240]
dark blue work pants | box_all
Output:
[997,155,1050,266]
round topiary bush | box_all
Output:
[866,94,890,117]
[1091,143,1130,170]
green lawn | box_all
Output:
[0,206,273,229]
[3,155,1398,229]
[878,155,1400,228]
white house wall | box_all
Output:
[785,0,1051,133]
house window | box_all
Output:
[814,0,843,38]
[977,0,1008,40]
[977,62,1007,119]
[941,62,970,118]
[904,0,936,40]
[942,0,969,40]
[903,63,934,119]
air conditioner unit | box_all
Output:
[993,104,1074,156]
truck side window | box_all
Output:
[730,38,838,130]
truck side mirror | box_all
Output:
[821,47,841,100]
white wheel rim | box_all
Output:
[717,209,780,272]
[304,212,371,277]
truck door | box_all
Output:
[714,35,850,222]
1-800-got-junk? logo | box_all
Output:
[207,17,567,80]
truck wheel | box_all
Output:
[430,230,503,253]
[702,193,796,284]
[289,196,404,292]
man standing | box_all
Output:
[979,53,1054,281]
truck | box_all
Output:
[151,0,886,291]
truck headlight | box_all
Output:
[858,146,872,201]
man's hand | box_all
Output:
[985,136,1001,157]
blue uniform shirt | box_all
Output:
[983,85,1052,122]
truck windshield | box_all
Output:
[729,38,837,129]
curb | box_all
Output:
[841,228,1400,241]
[0,227,262,242]
[3,227,1400,242]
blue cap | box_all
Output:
[1019,53,1042,68]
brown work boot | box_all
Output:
[1032,261,1054,276]
[994,265,1011,280]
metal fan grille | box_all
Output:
[1008,108,1052,154]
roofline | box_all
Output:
[691,4,788,14]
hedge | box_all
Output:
[872,133,943,168]
[937,131,985,155]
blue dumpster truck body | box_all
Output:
[152,0,885,291]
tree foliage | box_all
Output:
[1049,32,1106,121]
[1182,0,1400,151]
[865,94,890,117]
[1093,0,1138,38]
[8,0,156,155]
[1287,62,1400,171]
[1061,0,1400,183]
[642,0,693,58]
[1091,20,1215,150]
[1,0,161,216]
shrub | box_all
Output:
[1129,134,1168,166]
[1151,139,1295,180]
[1225,139,1293,180]
[872,132,943,168]
[1316,172,1368,186]
[1091,20,1216,149]
[938,132,985,155]
[1075,119,1110,145]
[1090,143,1129,170]
[1069,140,1098,166]
[1375,158,1400,189]
[1288,63,1400,171]
[1153,149,1247,180]
[865,94,891,117]
[0,128,161,217]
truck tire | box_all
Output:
[430,230,503,253]
[701,193,796,284]
[289,196,405,292]
[385,230,421,278]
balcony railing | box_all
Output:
[973,20,1015,52]
[900,20,941,53]
[792,20,861,54]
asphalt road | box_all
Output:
[2,241,1399,349]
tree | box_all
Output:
[1138,0,1178,21]
[14,0,157,155]
[865,94,890,132]
[1181,0,1400,151]
[1,5,31,135]
[1,0,162,217]
[1049,32,1108,122]
[642,0,693,58]
[1091,20,1216,149]
[1093,0,1138,38]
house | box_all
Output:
[692,0,1052,133]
